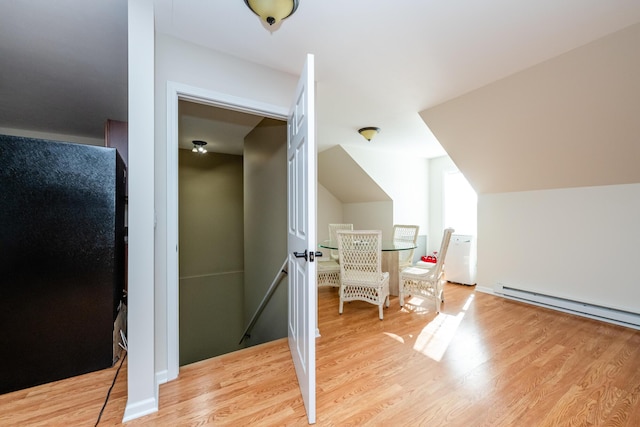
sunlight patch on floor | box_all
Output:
[400,296,436,314]
[383,332,405,344]
[412,294,475,361]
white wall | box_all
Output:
[478,183,640,314]
[154,34,297,379]
[342,145,429,233]
[125,0,157,421]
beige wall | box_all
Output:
[317,183,343,249]
[243,118,288,346]
[343,201,394,239]
[178,149,244,364]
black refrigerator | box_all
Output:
[0,134,126,394]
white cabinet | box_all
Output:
[445,234,477,285]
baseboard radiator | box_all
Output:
[495,284,640,329]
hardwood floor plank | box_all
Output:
[2,283,640,426]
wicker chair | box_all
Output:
[337,230,390,320]
[399,228,454,313]
[393,224,420,271]
[317,260,341,288]
[316,223,353,288]
[328,223,353,262]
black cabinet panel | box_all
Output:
[0,135,125,394]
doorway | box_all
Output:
[177,101,248,364]
[177,100,288,365]
[166,82,288,381]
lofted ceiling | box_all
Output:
[1,1,640,159]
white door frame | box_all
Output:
[165,81,288,381]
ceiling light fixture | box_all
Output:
[358,127,380,142]
[244,0,299,27]
[192,140,208,154]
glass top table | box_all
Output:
[318,239,416,296]
[319,240,417,251]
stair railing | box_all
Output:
[239,258,288,345]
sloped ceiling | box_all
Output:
[318,146,391,203]
[420,23,640,195]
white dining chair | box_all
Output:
[317,223,353,289]
[399,228,454,313]
[328,223,353,262]
[393,224,419,269]
[337,230,390,320]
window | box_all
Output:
[443,170,477,236]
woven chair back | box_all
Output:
[328,223,353,261]
[337,230,383,283]
[393,224,419,264]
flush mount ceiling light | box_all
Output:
[358,127,380,142]
[192,140,208,154]
[244,0,299,27]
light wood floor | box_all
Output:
[2,283,640,426]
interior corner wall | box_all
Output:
[342,145,429,232]
[178,149,244,365]
[317,183,343,244]
[477,183,640,314]
[243,118,288,346]
[154,33,297,376]
[428,155,457,254]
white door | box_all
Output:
[287,53,316,424]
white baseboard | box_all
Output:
[156,369,169,385]
[495,283,640,330]
[474,285,494,295]
[123,395,158,422]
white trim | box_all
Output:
[122,396,159,423]
[156,369,169,385]
[166,82,179,382]
[165,81,288,381]
[474,285,494,295]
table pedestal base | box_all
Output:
[382,251,399,296]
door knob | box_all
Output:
[293,250,308,261]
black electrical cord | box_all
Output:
[95,350,127,426]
